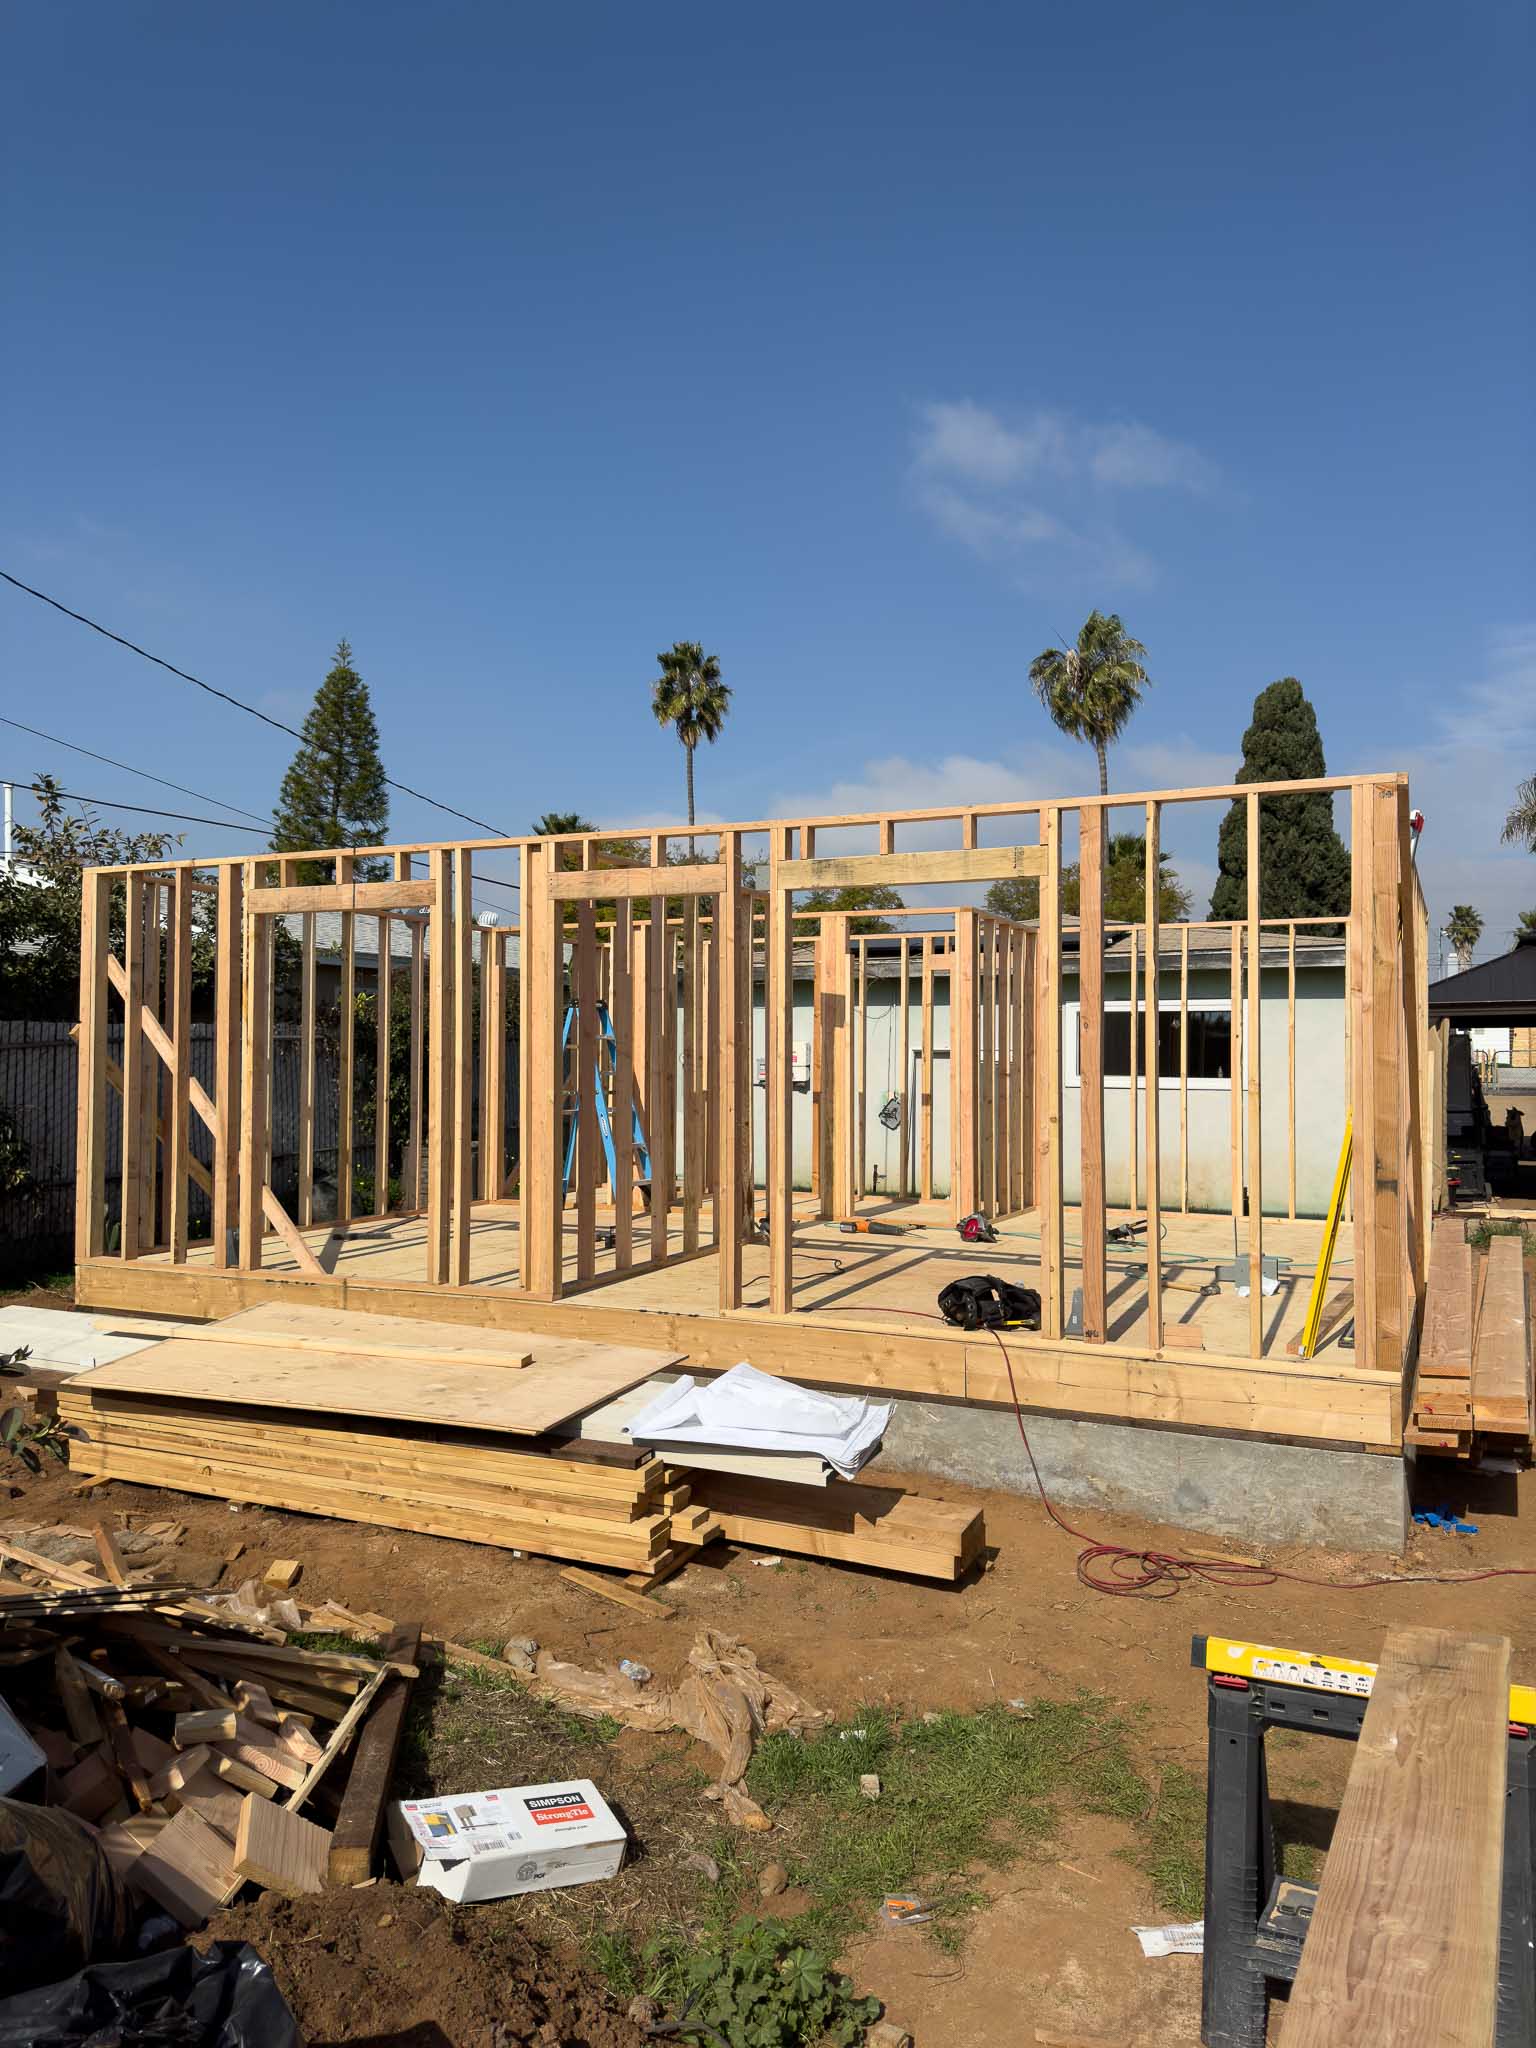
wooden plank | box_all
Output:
[779,845,1044,891]
[76,869,111,1260]
[297,910,316,1225]
[120,873,147,1258]
[259,1184,326,1278]
[692,1474,982,1581]
[1472,1234,1530,1427]
[1076,812,1106,1340]
[337,853,355,1228]
[1246,791,1263,1354]
[978,919,995,1216]
[326,1622,422,1885]
[482,928,507,1201]
[1281,1626,1509,2048]
[1178,923,1189,1211]
[72,1330,681,1434]
[610,903,635,1273]
[1420,1220,1474,1378]
[406,914,425,1212]
[1229,925,1243,1255]
[549,861,724,901]
[247,879,436,913]
[649,882,674,1265]
[1287,923,1298,1220]
[283,1662,390,1813]
[1036,810,1063,1339]
[559,1566,676,1618]
[1367,781,1404,1371]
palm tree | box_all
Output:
[1517,909,1536,938]
[1028,611,1150,795]
[650,643,730,829]
[1501,777,1536,851]
[1446,904,1484,973]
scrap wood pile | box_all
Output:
[1409,1221,1534,1459]
[56,1303,985,1584]
[0,1526,420,1924]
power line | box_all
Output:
[0,714,271,828]
[1,779,272,836]
[0,568,514,841]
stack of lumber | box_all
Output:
[58,1304,692,1575]
[0,1531,420,1918]
[686,1471,985,1581]
[1409,1222,1533,1457]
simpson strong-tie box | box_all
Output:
[389,1780,626,1903]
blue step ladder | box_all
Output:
[561,1001,653,1203]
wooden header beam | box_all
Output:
[548,862,726,901]
[247,880,435,914]
[778,846,1045,892]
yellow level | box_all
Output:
[1193,1632,1536,1727]
[1296,1112,1351,1359]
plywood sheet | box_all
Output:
[173,1301,536,1369]
[72,1329,685,1437]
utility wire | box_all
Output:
[1,779,271,836]
[1,568,514,841]
[0,714,271,828]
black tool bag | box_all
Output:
[937,1274,1041,1332]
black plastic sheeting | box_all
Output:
[0,1940,302,2048]
[0,1796,129,1997]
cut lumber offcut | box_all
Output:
[91,1521,130,1587]
[212,1751,279,1797]
[559,1566,676,1619]
[150,1744,211,1801]
[175,1708,237,1746]
[234,1792,331,1897]
[171,1767,245,1840]
[327,1622,421,1887]
[284,1663,391,1814]
[1286,1286,1354,1357]
[132,1805,243,1926]
[59,1745,120,1821]
[688,1474,985,1581]
[263,1559,302,1589]
[1471,1235,1532,1439]
[1281,1625,1510,2048]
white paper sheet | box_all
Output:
[623,1362,892,1478]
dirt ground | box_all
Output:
[4,1280,1534,2046]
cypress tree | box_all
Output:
[271,640,389,875]
[1209,679,1350,919]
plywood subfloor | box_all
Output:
[140,1199,1353,1364]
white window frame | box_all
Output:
[1064,998,1238,1091]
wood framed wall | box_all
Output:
[74,770,1429,1407]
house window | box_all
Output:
[1069,1002,1234,1087]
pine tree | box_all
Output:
[271,640,389,875]
[1209,679,1350,919]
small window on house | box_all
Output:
[1091,1006,1234,1082]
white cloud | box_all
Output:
[1405,625,1536,964]
[909,401,1220,593]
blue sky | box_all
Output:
[2,2,1532,962]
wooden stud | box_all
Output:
[1143,803,1163,1350]
[120,873,147,1259]
[920,935,935,1202]
[1036,810,1063,1339]
[297,912,316,1226]
[406,914,425,1212]
[167,869,193,1263]
[897,935,912,1199]
[76,869,111,1261]
[337,854,355,1227]
[1246,793,1264,1354]
[1230,924,1244,1249]
[237,866,270,1270]
[426,849,453,1286]
[647,879,671,1267]
[716,834,746,1308]
[681,898,702,1253]
[1127,925,1139,1210]
[1287,922,1297,1222]
[451,849,475,1287]
[375,912,391,1214]
[979,921,995,1217]
[1187,925,1196,1212]
[1078,809,1106,1342]
[767,825,795,1314]
[611,902,635,1272]
[575,899,599,1281]
[855,938,868,1200]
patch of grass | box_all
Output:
[1468,1218,1531,1250]
[1131,1763,1206,1919]
[394,1643,619,1798]
[743,1695,1150,1954]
